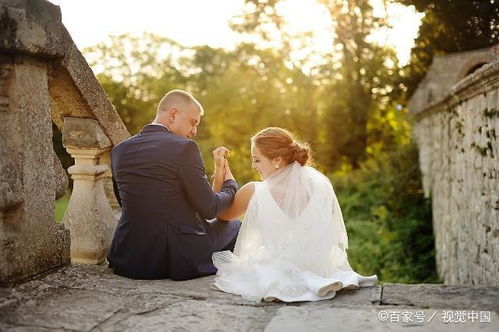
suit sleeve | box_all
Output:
[179,140,238,219]
[110,148,122,207]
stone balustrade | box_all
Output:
[0,0,130,284]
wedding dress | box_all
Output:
[212,161,378,302]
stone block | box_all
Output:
[62,116,111,149]
[381,283,499,310]
[0,56,69,285]
[0,0,69,58]
[266,305,498,332]
[0,0,130,146]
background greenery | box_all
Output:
[54,0,497,284]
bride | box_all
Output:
[212,127,378,302]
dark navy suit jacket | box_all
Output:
[107,124,238,280]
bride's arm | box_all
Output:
[217,182,255,220]
[212,147,229,192]
[212,164,224,192]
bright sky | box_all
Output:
[47,0,423,66]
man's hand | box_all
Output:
[213,146,230,170]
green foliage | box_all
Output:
[84,33,189,135]
[186,44,321,181]
[233,0,404,169]
[83,36,324,183]
[332,142,440,283]
[55,192,70,222]
[398,0,498,96]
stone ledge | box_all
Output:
[408,47,498,116]
[411,60,499,120]
[0,264,497,331]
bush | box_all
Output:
[331,142,441,284]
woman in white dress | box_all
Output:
[212,127,378,302]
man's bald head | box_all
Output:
[157,90,204,116]
[154,90,204,139]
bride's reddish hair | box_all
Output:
[251,127,312,166]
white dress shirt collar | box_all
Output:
[150,122,170,131]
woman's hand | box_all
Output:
[223,158,235,182]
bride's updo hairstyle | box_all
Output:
[251,127,312,166]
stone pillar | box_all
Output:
[0,55,70,285]
[100,150,121,212]
[62,117,117,264]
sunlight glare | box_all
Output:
[47,0,422,69]
[369,0,424,65]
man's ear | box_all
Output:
[170,107,178,121]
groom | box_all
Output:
[107,89,241,280]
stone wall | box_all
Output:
[0,0,130,284]
[0,54,70,284]
[410,51,498,286]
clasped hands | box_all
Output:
[213,146,234,182]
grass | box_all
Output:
[55,192,70,222]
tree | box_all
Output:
[185,43,322,181]
[84,35,321,182]
[398,0,499,96]
[83,33,188,134]
[232,0,403,169]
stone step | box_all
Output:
[0,264,497,331]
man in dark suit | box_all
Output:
[107,89,241,280]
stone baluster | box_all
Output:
[100,150,121,214]
[62,117,117,264]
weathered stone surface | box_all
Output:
[1,0,130,281]
[51,44,130,145]
[0,55,70,285]
[37,264,274,306]
[0,0,69,58]
[0,323,65,332]
[0,0,130,145]
[381,283,499,310]
[265,305,498,332]
[1,265,497,331]
[33,265,380,308]
[409,47,498,115]
[95,300,277,332]
[410,56,499,286]
[62,117,111,149]
[2,288,126,331]
[61,119,116,264]
[100,150,120,212]
[53,152,68,200]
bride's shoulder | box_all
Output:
[237,181,259,196]
[234,182,259,210]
